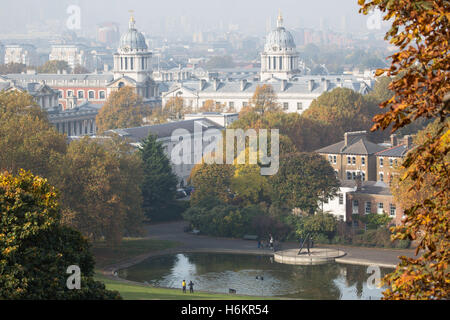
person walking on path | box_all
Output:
[269,235,274,251]
[188,281,194,293]
[182,280,186,293]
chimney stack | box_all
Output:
[281,79,287,92]
[390,134,398,147]
[404,135,413,149]
[213,78,220,91]
[308,79,315,92]
[199,79,206,91]
[344,131,367,147]
[240,79,247,91]
[324,79,330,91]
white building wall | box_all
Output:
[322,186,356,222]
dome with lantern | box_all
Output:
[119,15,148,53]
[264,12,296,53]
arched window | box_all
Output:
[88,91,95,99]
[118,82,125,90]
[130,57,134,70]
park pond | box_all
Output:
[118,252,393,300]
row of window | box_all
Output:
[60,90,106,100]
[199,101,303,111]
[353,200,396,216]
[346,171,366,181]
[347,156,365,166]
[328,155,337,164]
[379,157,398,168]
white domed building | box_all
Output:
[109,15,158,100]
[260,12,300,81]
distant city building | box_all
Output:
[49,44,94,70]
[0,42,5,64]
[97,22,120,46]
[4,44,39,66]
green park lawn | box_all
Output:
[94,273,271,300]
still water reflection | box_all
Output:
[118,253,392,300]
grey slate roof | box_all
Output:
[375,144,414,157]
[353,181,392,196]
[164,76,372,96]
[316,136,385,155]
[105,118,224,143]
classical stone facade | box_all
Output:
[47,102,99,136]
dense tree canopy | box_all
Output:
[0,62,27,75]
[37,60,71,74]
[270,152,339,214]
[55,137,145,246]
[0,91,67,178]
[0,170,121,299]
[302,87,386,143]
[96,86,150,133]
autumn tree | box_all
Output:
[0,90,67,178]
[302,87,385,143]
[139,134,179,222]
[0,170,121,299]
[96,86,150,133]
[56,137,144,246]
[230,164,271,206]
[164,96,189,120]
[189,163,235,206]
[230,110,324,152]
[270,152,339,214]
[198,99,226,112]
[359,0,449,299]
[37,60,71,74]
[249,84,281,115]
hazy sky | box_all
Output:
[0,0,371,37]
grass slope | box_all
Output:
[95,274,272,300]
